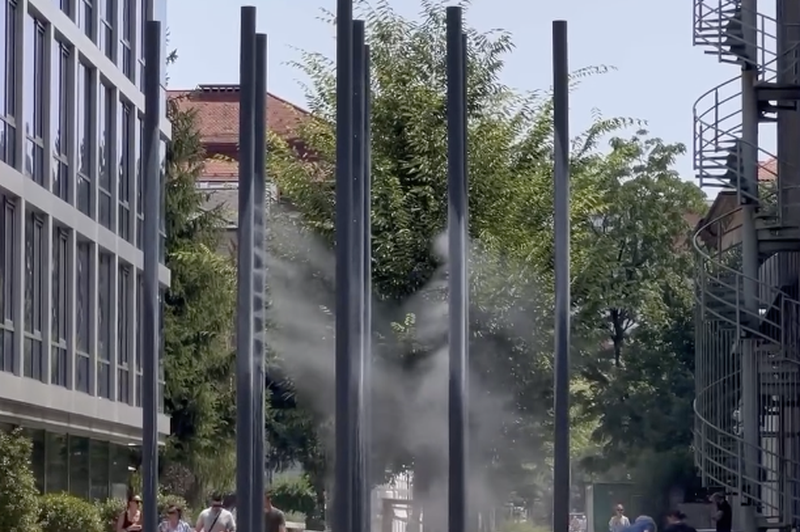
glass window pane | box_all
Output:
[69,435,90,498]
[89,439,110,500]
[45,431,69,493]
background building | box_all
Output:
[693,0,800,530]
[0,0,170,498]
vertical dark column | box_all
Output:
[253,31,269,532]
[351,19,368,532]
[362,43,373,532]
[142,20,162,532]
[551,19,571,532]
[446,7,468,532]
[334,0,355,531]
[237,7,257,532]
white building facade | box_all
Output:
[0,0,170,498]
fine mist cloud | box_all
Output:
[264,202,546,527]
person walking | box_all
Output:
[117,495,143,532]
[159,505,192,532]
[710,493,732,532]
[609,505,631,532]
[264,490,286,532]
[195,494,236,532]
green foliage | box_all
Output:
[0,428,40,532]
[157,493,192,521]
[270,475,316,517]
[269,0,705,514]
[39,493,103,532]
[162,91,238,504]
[94,498,125,532]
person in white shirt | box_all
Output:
[609,505,631,532]
[196,494,236,532]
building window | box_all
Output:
[117,264,130,403]
[23,210,44,382]
[159,139,166,263]
[78,0,93,42]
[51,41,71,202]
[120,0,133,79]
[76,240,91,394]
[0,194,14,374]
[55,0,71,17]
[135,114,143,249]
[76,63,93,217]
[118,101,132,241]
[23,15,45,186]
[99,0,114,60]
[137,0,144,91]
[51,227,69,388]
[0,0,18,168]
[135,271,142,406]
[69,435,90,499]
[98,83,113,229]
[97,252,112,399]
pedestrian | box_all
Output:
[159,505,192,532]
[663,510,697,532]
[710,493,732,532]
[117,495,143,532]
[609,505,631,532]
[195,493,236,532]
[625,515,657,532]
[264,490,286,532]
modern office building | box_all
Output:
[0,0,171,499]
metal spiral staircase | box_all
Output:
[693,0,800,529]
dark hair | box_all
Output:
[167,505,182,519]
[666,510,686,520]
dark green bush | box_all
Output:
[0,428,40,532]
[270,475,315,517]
[39,493,103,532]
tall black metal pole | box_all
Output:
[252,31,268,532]
[142,20,162,532]
[351,19,368,532]
[362,43,373,532]
[334,0,355,531]
[446,7,468,532]
[237,7,257,532]
[552,19,571,532]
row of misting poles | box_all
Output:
[138,5,572,532]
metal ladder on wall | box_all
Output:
[693,0,800,529]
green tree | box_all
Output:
[161,92,238,505]
[0,428,40,532]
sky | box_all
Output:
[166,0,738,186]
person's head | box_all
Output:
[128,495,142,511]
[711,492,725,505]
[665,510,686,525]
[167,505,182,523]
[634,515,657,532]
[615,505,625,516]
[264,490,273,509]
[210,493,224,511]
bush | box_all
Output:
[158,493,192,522]
[95,498,125,532]
[0,428,40,532]
[39,493,103,532]
[270,475,315,517]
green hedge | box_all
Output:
[270,475,316,517]
[0,428,40,532]
[40,493,104,532]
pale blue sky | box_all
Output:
[166,0,738,184]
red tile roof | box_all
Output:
[168,85,311,181]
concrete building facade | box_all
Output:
[0,0,170,498]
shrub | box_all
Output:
[270,475,315,517]
[39,493,103,532]
[95,498,125,532]
[158,493,192,522]
[0,428,40,532]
